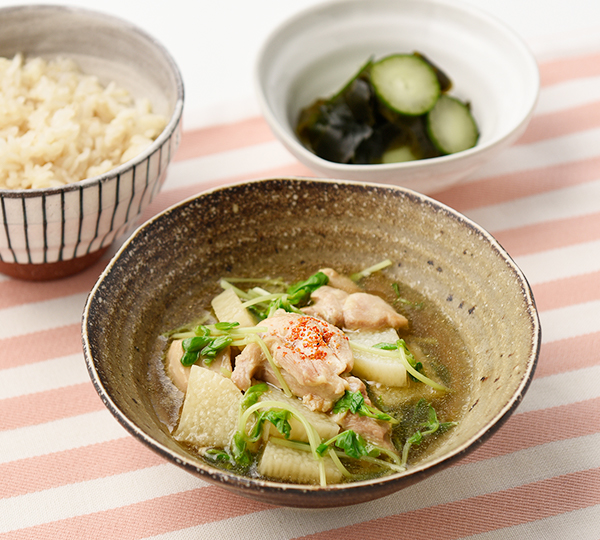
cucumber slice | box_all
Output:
[381,145,418,164]
[371,54,440,116]
[427,94,479,154]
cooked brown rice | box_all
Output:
[0,53,167,189]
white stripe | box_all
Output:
[539,299,600,344]
[515,239,600,285]
[0,293,88,340]
[460,504,600,540]
[166,140,295,191]
[0,410,127,464]
[535,75,600,115]
[470,127,600,180]
[0,462,208,533]
[516,365,600,414]
[466,177,600,233]
[0,354,88,400]
[141,432,600,540]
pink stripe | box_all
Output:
[433,155,600,213]
[0,324,81,370]
[536,332,600,378]
[175,117,275,161]
[0,437,163,499]
[533,270,600,311]
[517,101,600,145]
[0,486,272,540]
[293,468,600,540]
[494,211,600,257]
[0,383,104,431]
[0,258,108,310]
[3,465,598,539]
[539,52,600,86]
[460,396,600,465]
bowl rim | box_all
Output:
[0,3,184,198]
[254,0,540,175]
[82,176,541,505]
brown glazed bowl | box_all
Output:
[82,177,540,508]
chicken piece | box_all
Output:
[231,311,354,412]
[319,268,361,294]
[343,292,408,331]
[335,410,394,451]
[301,285,348,327]
[165,339,232,393]
[304,285,408,332]
[330,373,394,450]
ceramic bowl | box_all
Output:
[255,0,539,193]
[0,4,184,280]
[82,177,540,508]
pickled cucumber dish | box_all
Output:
[296,52,479,164]
[152,260,472,486]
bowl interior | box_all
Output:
[0,4,181,121]
[255,0,539,190]
[83,177,540,508]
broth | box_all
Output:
[148,266,473,485]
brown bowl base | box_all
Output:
[0,247,109,281]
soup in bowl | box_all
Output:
[82,177,540,508]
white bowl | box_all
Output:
[255,0,539,193]
[0,5,184,280]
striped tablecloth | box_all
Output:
[2,42,600,540]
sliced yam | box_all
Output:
[173,365,242,447]
[166,339,232,393]
[347,328,408,387]
[260,387,340,443]
[211,287,256,327]
[258,441,342,484]
[371,382,440,410]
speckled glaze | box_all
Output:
[0,4,184,280]
[82,177,540,508]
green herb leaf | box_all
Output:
[214,321,240,331]
[263,409,292,439]
[230,432,251,467]
[372,342,399,351]
[241,383,269,409]
[332,391,397,423]
[204,448,231,463]
[334,430,369,459]
[200,335,233,365]
[286,271,329,306]
[182,335,212,353]
[248,408,292,442]
[179,324,237,367]
[400,399,457,466]
[180,350,200,367]
[316,442,330,456]
[332,390,365,414]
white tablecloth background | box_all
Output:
[2,1,600,538]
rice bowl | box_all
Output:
[0,4,184,280]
